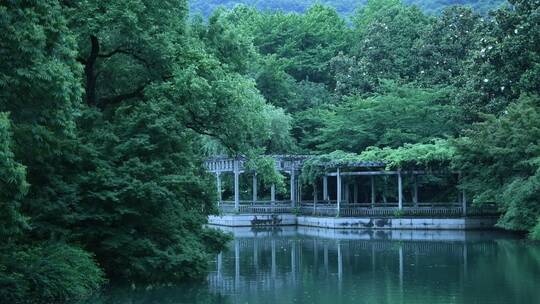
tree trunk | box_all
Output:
[85,35,99,106]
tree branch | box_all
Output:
[98,48,152,68]
[98,84,147,109]
[184,108,237,152]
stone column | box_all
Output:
[463,243,468,278]
[271,184,276,203]
[413,174,418,207]
[297,177,302,204]
[235,239,240,290]
[459,172,467,216]
[323,175,328,202]
[313,183,318,213]
[371,176,375,208]
[234,160,240,211]
[291,242,296,283]
[344,182,349,204]
[399,246,404,291]
[216,173,222,206]
[462,189,467,216]
[252,173,257,205]
[271,239,276,278]
[253,238,258,271]
[324,243,329,274]
[371,243,376,273]
[336,168,342,216]
[398,171,403,210]
[353,182,359,204]
[217,252,222,278]
[337,242,343,282]
[290,170,296,208]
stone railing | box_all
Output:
[219,201,293,214]
[217,201,500,218]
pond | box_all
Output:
[90,227,540,304]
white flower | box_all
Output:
[483,78,489,83]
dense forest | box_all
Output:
[1,0,540,303]
[190,0,507,16]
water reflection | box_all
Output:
[89,227,540,304]
[208,227,538,304]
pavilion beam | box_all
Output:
[326,170,426,177]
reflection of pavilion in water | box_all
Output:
[207,228,502,296]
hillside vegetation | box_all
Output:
[190,0,507,16]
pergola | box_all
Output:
[204,155,469,217]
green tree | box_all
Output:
[417,6,485,85]
[64,0,281,282]
[351,0,432,85]
[0,113,28,240]
[453,95,540,237]
[312,83,460,153]
[455,0,540,121]
[241,5,349,85]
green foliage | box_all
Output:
[531,218,540,240]
[3,0,540,300]
[1,2,105,301]
[0,243,105,304]
[300,150,377,184]
[453,95,540,233]
[244,154,286,190]
[75,103,221,283]
[189,0,507,17]
[352,1,432,84]
[243,4,349,85]
[454,0,540,120]
[2,0,288,299]
[359,139,456,169]
[0,113,28,240]
[311,83,460,152]
[417,6,486,85]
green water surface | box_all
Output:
[90,227,540,304]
